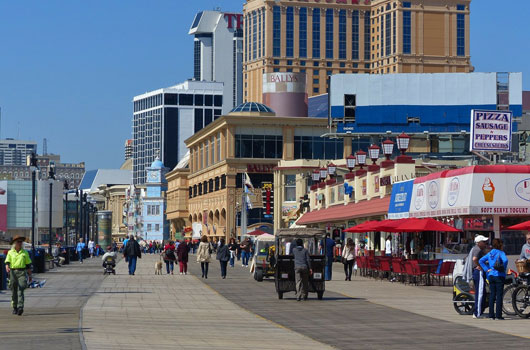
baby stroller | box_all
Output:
[452,273,516,316]
[103,255,116,275]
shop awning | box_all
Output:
[297,196,390,225]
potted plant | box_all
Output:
[45,253,54,270]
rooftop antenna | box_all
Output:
[43,138,48,155]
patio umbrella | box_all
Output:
[506,220,530,230]
[248,229,268,236]
[392,218,460,232]
[343,221,378,233]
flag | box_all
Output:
[244,173,254,210]
[244,173,254,190]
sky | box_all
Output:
[0,0,529,170]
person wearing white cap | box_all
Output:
[464,235,488,318]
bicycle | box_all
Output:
[511,260,530,318]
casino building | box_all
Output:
[165,102,347,240]
[243,0,472,102]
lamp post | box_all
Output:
[28,153,38,257]
[345,155,356,179]
[356,150,367,169]
[396,132,411,155]
[48,163,55,255]
[381,139,395,168]
[396,132,413,163]
[63,180,69,246]
[327,163,336,177]
[368,144,380,172]
[319,167,328,182]
[75,189,79,245]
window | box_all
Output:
[407,116,420,124]
[258,10,262,59]
[180,94,193,106]
[352,10,359,60]
[299,7,307,58]
[364,11,371,60]
[205,94,213,106]
[284,175,296,202]
[194,94,204,106]
[252,11,257,60]
[325,9,334,59]
[155,224,160,232]
[457,4,466,11]
[193,40,201,80]
[205,142,209,167]
[217,133,221,161]
[403,2,411,8]
[204,109,213,126]
[147,224,152,231]
[300,60,306,66]
[385,13,391,56]
[286,7,294,57]
[214,95,223,107]
[293,136,343,160]
[338,10,346,59]
[344,94,356,122]
[287,60,293,66]
[313,78,319,84]
[194,109,203,133]
[312,8,320,58]
[273,6,281,56]
[326,61,332,67]
[392,11,396,54]
[403,8,411,54]
[457,12,465,56]
[235,134,282,158]
[313,87,319,94]
[164,93,178,105]
[199,144,203,169]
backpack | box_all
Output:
[165,249,176,260]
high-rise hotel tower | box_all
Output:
[243,0,471,102]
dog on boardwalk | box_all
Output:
[155,258,163,275]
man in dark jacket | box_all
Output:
[292,238,312,301]
[124,235,141,275]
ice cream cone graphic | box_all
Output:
[482,178,495,202]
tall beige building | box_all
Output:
[243,0,472,102]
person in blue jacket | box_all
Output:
[479,238,508,320]
[76,238,86,264]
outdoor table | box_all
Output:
[418,263,438,286]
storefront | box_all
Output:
[167,102,346,241]
[389,165,530,255]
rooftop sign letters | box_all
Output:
[224,13,243,30]
[470,110,513,152]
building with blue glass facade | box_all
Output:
[132,80,223,185]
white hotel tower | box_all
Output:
[189,10,243,111]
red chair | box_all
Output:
[379,259,392,280]
[392,259,405,283]
[432,261,456,286]
[405,260,427,285]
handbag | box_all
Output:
[493,255,505,272]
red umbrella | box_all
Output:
[507,221,530,230]
[344,221,378,233]
[248,229,267,236]
[393,218,460,232]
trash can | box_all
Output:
[0,254,6,290]
[33,248,46,273]
[70,247,79,262]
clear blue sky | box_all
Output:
[0,0,528,170]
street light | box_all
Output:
[319,167,328,181]
[327,163,337,177]
[64,181,69,246]
[368,144,380,164]
[396,132,411,155]
[356,150,367,169]
[48,163,56,255]
[346,155,356,172]
[382,139,394,160]
[28,153,38,257]
[312,170,320,183]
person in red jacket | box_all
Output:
[163,241,176,275]
[176,241,190,275]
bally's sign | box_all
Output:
[470,110,513,152]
